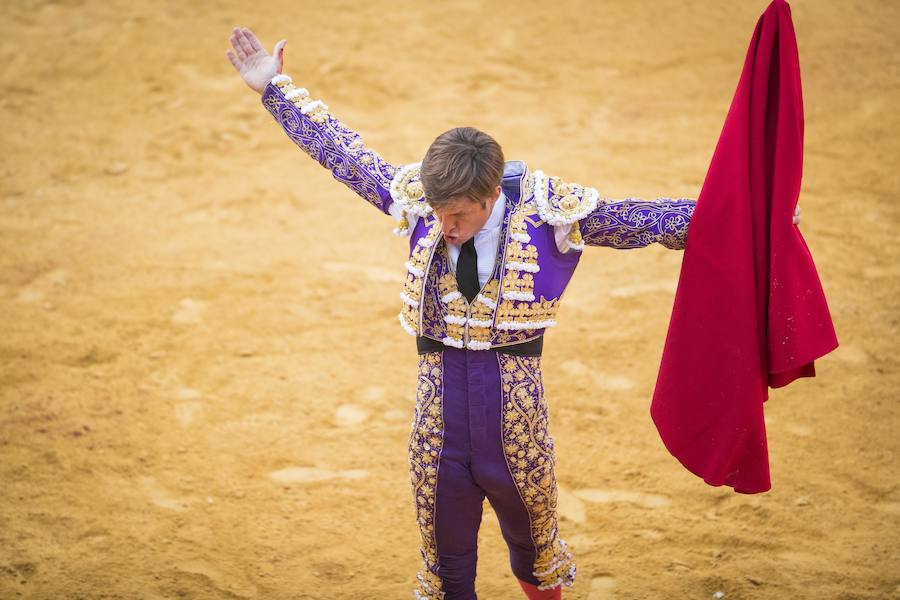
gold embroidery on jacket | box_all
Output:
[507,241,539,264]
[502,270,536,299]
[495,297,560,330]
[400,184,564,347]
[438,272,467,346]
[467,279,500,347]
[398,220,442,335]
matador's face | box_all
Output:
[432,185,502,247]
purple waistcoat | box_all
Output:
[398,162,583,351]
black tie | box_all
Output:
[457,238,480,303]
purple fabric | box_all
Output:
[434,348,538,597]
[261,82,395,215]
[579,198,696,249]
[524,210,583,303]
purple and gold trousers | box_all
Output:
[408,348,577,599]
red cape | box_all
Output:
[650,0,839,494]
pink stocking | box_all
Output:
[516,577,562,600]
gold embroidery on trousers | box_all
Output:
[497,354,576,591]
[408,352,446,599]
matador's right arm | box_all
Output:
[261,73,404,219]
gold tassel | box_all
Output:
[396,209,410,235]
[567,221,583,247]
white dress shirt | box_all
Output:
[389,192,574,288]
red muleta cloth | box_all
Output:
[650,0,839,494]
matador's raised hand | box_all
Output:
[226,27,287,94]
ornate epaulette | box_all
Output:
[389,162,432,236]
[532,170,600,251]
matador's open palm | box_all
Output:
[226,27,286,94]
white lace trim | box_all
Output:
[502,290,536,302]
[441,336,464,349]
[299,99,328,114]
[398,312,417,336]
[466,339,492,350]
[533,539,577,590]
[506,261,540,273]
[400,292,419,308]
[467,318,493,328]
[284,87,309,100]
[405,261,425,278]
[441,290,462,304]
[474,294,497,310]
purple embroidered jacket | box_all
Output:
[261,74,696,351]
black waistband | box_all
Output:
[416,335,544,357]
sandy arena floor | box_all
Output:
[1,0,897,598]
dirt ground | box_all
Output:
[1,0,897,598]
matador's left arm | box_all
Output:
[533,170,696,252]
[577,197,696,251]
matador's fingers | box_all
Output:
[226,49,242,72]
[234,27,256,58]
[242,27,265,53]
[230,31,247,61]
